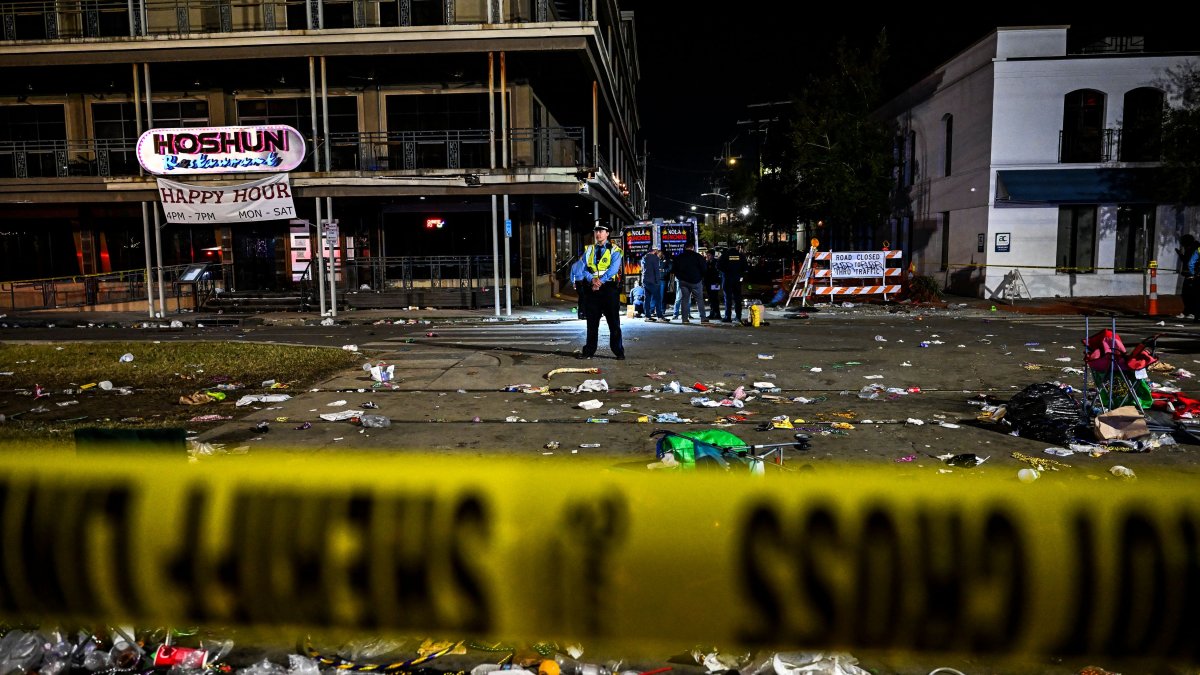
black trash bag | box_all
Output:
[1004,382,1084,445]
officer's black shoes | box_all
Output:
[615,354,626,360]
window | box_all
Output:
[386,93,489,132]
[0,104,67,178]
[942,113,953,176]
[150,101,209,128]
[1057,206,1097,272]
[1119,87,1164,162]
[940,211,950,271]
[386,93,491,169]
[1061,89,1107,163]
[1115,205,1155,272]
[238,96,358,168]
[91,102,142,175]
[237,96,357,137]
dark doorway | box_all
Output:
[233,226,280,290]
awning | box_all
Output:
[995,168,1163,205]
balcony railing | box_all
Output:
[1059,128,1117,163]
[0,138,139,178]
[0,0,595,40]
[0,126,585,177]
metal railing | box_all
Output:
[1059,128,1117,163]
[0,0,596,39]
[324,129,493,171]
[0,263,230,311]
[345,255,501,292]
[0,138,139,178]
[1,126,586,177]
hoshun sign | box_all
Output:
[136,125,306,175]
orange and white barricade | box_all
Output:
[791,249,903,303]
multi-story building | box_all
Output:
[881,25,1197,301]
[0,0,643,311]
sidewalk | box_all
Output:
[0,292,1184,329]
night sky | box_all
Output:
[616,6,1135,218]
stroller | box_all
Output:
[650,429,810,474]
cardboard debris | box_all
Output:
[1094,406,1150,441]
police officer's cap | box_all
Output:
[593,221,611,232]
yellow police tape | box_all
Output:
[0,451,1197,664]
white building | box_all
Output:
[881,25,1199,300]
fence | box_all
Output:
[0,263,231,312]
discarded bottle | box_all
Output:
[359,414,392,428]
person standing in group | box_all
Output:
[671,241,708,323]
[719,243,747,324]
[578,222,625,360]
[1179,233,1200,321]
[569,251,588,320]
[640,247,665,322]
[703,249,723,321]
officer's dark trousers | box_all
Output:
[582,282,624,357]
[723,282,743,321]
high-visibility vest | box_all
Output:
[586,244,620,275]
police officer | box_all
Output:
[569,251,588,320]
[719,243,747,323]
[703,248,723,321]
[579,222,625,360]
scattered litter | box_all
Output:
[319,409,363,421]
[359,414,391,428]
[905,418,924,425]
[578,399,604,410]
[546,367,601,380]
[580,443,601,448]
[321,317,335,326]
[342,344,359,352]
[757,354,775,360]
[900,361,912,367]
[1018,468,1040,483]
[119,353,135,362]
[577,379,609,393]
[235,394,292,407]
[544,441,560,450]
[294,422,312,430]
[370,364,395,383]
[188,414,232,422]
[895,454,916,462]
[1012,450,1070,471]
[1110,465,1136,480]
[863,375,883,380]
[874,335,887,342]
[327,400,348,407]
[939,453,987,467]
[810,367,823,373]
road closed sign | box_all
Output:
[156,174,296,224]
[830,251,887,278]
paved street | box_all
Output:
[5,301,1199,479]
